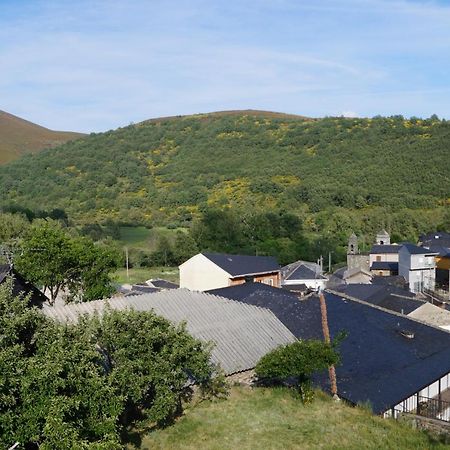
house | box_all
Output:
[179,252,280,291]
[327,266,372,288]
[209,282,450,419]
[419,231,450,249]
[346,233,370,272]
[369,243,401,276]
[417,232,450,295]
[399,243,438,293]
[0,264,48,306]
[408,302,450,331]
[280,260,327,292]
[334,283,424,315]
[42,289,296,376]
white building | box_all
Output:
[179,252,280,292]
[281,260,327,291]
[399,243,438,293]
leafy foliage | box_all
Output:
[14,220,119,302]
[0,280,216,448]
[255,340,340,403]
[0,113,448,230]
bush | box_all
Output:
[255,340,339,404]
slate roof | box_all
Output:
[334,283,423,314]
[0,264,48,307]
[206,283,450,413]
[370,261,399,272]
[130,285,161,294]
[371,275,408,289]
[282,283,309,293]
[284,264,326,281]
[401,243,439,255]
[42,289,296,375]
[419,232,450,249]
[281,260,323,280]
[202,252,279,277]
[427,245,450,258]
[370,244,402,254]
[147,278,179,289]
[208,282,306,335]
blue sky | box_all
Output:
[1,0,450,132]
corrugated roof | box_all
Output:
[408,302,450,329]
[42,289,296,375]
[202,252,279,277]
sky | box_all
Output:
[1,0,450,132]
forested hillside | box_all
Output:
[1,111,449,246]
[0,110,84,164]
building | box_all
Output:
[280,260,327,292]
[42,289,296,376]
[0,264,48,306]
[369,244,401,276]
[206,282,450,418]
[399,243,438,293]
[346,233,370,272]
[334,283,423,315]
[179,252,280,291]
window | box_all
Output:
[262,278,274,286]
[376,256,381,262]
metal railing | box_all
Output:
[423,288,449,304]
[417,395,450,422]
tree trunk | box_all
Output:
[319,291,338,397]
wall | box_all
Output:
[230,272,280,288]
[347,253,370,271]
[283,277,326,290]
[179,254,230,291]
[369,252,399,266]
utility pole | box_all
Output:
[328,251,332,274]
[125,247,129,281]
[319,290,338,400]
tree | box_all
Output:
[255,340,339,404]
[0,279,220,448]
[0,281,122,449]
[15,220,119,303]
[172,231,198,265]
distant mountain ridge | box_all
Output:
[0,110,448,237]
[0,110,84,164]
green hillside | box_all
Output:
[127,386,449,449]
[0,111,449,239]
[0,110,84,164]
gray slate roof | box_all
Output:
[370,244,402,254]
[42,289,296,375]
[202,252,279,277]
[401,243,439,255]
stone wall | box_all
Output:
[398,413,450,443]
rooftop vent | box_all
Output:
[399,329,415,339]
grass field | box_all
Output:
[126,387,448,450]
[114,267,179,284]
[118,226,187,252]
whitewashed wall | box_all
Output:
[179,254,230,291]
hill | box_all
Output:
[0,110,449,242]
[126,386,448,449]
[0,110,84,164]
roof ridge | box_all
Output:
[325,289,450,333]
